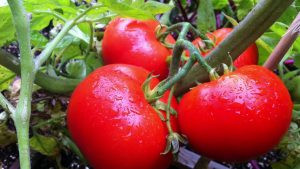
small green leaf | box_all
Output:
[30,134,59,156]
[143,1,173,15]
[212,0,229,10]
[65,59,87,79]
[100,0,172,20]
[233,0,256,20]
[0,66,15,92]
[0,123,16,148]
[30,14,53,31]
[196,0,216,33]
[100,0,153,19]
[85,52,103,74]
[31,30,49,49]
[0,6,16,46]
[295,57,300,69]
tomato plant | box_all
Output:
[0,0,299,169]
[178,65,292,162]
[67,64,178,169]
[102,17,174,80]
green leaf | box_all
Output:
[65,59,87,79]
[30,134,59,156]
[0,123,16,148]
[212,0,229,10]
[0,66,15,92]
[85,52,103,74]
[295,56,300,69]
[24,0,71,12]
[256,32,281,65]
[196,0,216,33]
[100,0,173,20]
[0,6,16,46]
[233,0,255,20]
[100,0,153,19]
[143,1,173,15]
[31,30,49,49]
[30,14,53,31]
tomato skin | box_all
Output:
[102,17,173,80]
[178,65,292,162]
[192,28,259,68]
[67,64,178,169]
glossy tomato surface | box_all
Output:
[67,64,178,169]
[192,28,259,68]
[178,65,292,162]
[102,17,173,80]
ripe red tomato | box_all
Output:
[178,65,292,162]
[192,28,259,68]
[67,64,178,169]
[102,17,174,80]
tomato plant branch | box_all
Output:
[35,4,104,69]
[34,21,75,69]
[175,0,294,96]
[8,0,34,168]
[0,92,16,115]
[0,50,81,94]
[88,22,94,52]
[264,12,300,70]
[147,39,212,102]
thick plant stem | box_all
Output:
[264,12,300,70]
[175,0,294,96]
[34,21,75,69]
[7,0,34,169]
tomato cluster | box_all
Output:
[67,17,293,169]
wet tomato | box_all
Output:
[178,65,292,162]
[67,64,178,169]
[102,17,174,80]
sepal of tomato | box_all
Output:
[178,65,292,162]
[67,64,178,169]
[102,17,174,80]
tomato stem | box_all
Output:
[166,86,175,134]
[146,39,213,102]
[157,22,213,49]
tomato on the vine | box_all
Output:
[67,64,178,169]
[102,17,174,80]
[192,28,259,68]
[178,65,292,162]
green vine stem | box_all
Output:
[174,0,294,96]
[7,0,34,168]
[35,4,103,69]
[146,39,213,102]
